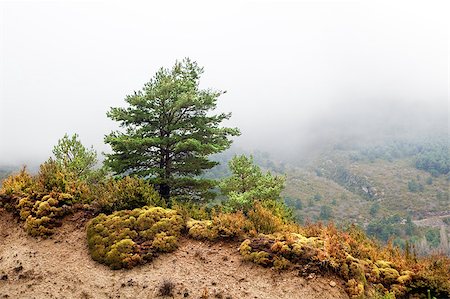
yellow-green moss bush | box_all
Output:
[87,206,184,269]
[187,211,257,241]
[17,191,73,237]
[0,168,36,210]
[187,206,287,241]
[238,228,450,298]
[239,233,325,270]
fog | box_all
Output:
[0,0,448,168]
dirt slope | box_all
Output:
[0,209,348,299]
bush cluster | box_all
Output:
[86,206,184,269]
[187,203,287,241]
[91,176,164,214]
[238,225,450,298]
[0,165,84,237]
[18,191,74,236]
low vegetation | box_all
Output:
[1,60,448,299]
[87,206,184,269]
[1,149,449,298]
[239,225,450,298]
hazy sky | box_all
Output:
[0,0,448,166]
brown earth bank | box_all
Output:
[0,209,349,299]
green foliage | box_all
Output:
[104,58,240,201]
[405,216,416,236]
[171,200,211,222]
[313,193,322,201]
[408,179,424,192]
[284,196,302,210]
[415,143,450,176]
[36,159,92,203]
[219,155,290,220]
[248,203,284,234]
[370,202,380,217]
[319,205,333,220]
[352,140,423,162]
[425,229,440,248]
[87,206,184,269]
[92,176,164,214]
[52,133,98,180]
[366,215,402,242]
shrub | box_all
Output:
[86,206,184,269]
[158,279,175,297]
[407,180,423,193]
[171,200,211,222]
[0,167,34,198]
[239,233,324,270]
[92,177,164,214]
[319,205,333,220]
[0,163,88,237]
[187,203,289,241]
[369,202,380,217]
[36,159,92,203]
[238,224,450,298]
[187,211,256,241]
[52,133,98,179]
[248,203,283,234]
[18,191,74,237]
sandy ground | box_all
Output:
[0,209,349,299]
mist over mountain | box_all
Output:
[0,0,448,169]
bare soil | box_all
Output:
[0,209,349,299]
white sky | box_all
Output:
[0,0,448,166]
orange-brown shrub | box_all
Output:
[239,222,450,298]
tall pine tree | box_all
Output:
[105,58,240,201]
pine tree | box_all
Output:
[105,58,240,201]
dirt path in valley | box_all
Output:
[0,209,348,299]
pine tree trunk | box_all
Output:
[160,183,170,200]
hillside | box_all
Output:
[281,147,450,255]
[0,209,348,299]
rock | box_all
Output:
[329,280,336,287]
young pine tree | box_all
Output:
[105,58,240,201]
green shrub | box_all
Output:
[92,177,164,214]
[87,206,184,269]
[408,180,424,192]
[171,200,211,222]
[319,205,333,220]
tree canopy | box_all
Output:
[52,133,97,179]
[105,58,240,201]
[220,155,290,219]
